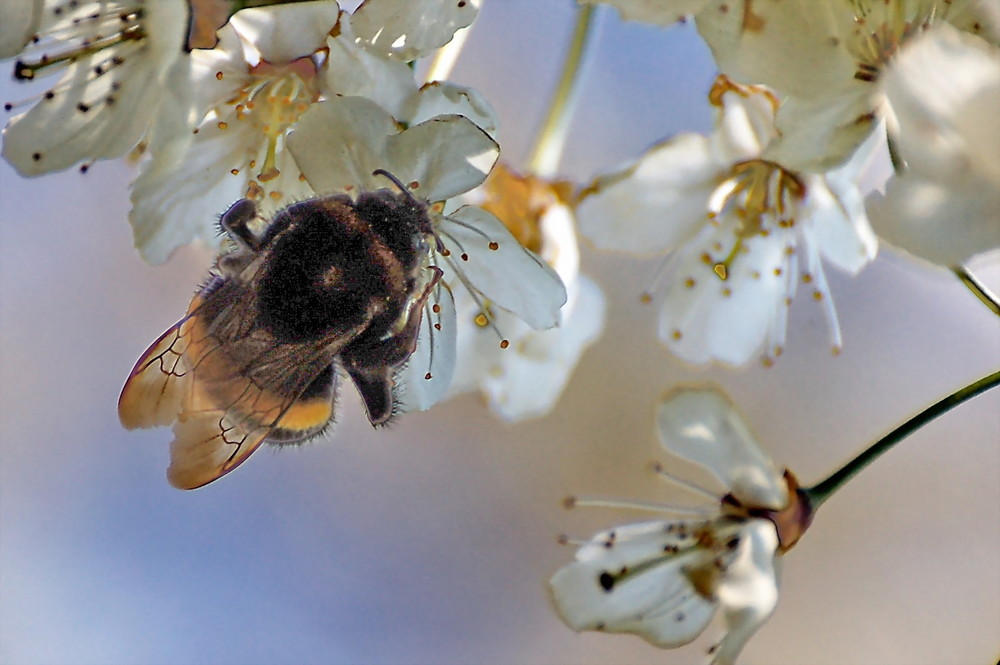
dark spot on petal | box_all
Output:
[598,572,615,592]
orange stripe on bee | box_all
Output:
[275,396,333,432]
[182,313,330,433]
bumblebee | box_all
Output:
[119,171,442,489]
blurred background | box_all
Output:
[1,2,998,664]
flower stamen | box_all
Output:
[707,160,806,279]
[14,9,146,80]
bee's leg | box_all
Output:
[344,364,395,426]
[343,268,443,426]
[219,198,262,251]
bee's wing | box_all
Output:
[120,290,370,489]
[118,297,204,430]
[167,398,271,489]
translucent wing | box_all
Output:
[119,289,367,489]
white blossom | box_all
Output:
[695,0,1000,171]
[550,386,812,664]
[448,165,605,421]
[578,76,877,367]
[127,0,489,264]
[286,96,567,412]
[128,2,340,264]
[867,25,1000,267]
[320,0,477,121]
[1,0,193,176]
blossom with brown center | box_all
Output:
[550,386,814,665]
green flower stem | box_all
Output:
[803,370,1000,510]
[953,266,1000,317]
[526,4,598,178]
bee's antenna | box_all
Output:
[373,169,420,204]
[372,169,446,253]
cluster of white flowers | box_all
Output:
[2,1,997,662]
[0,0,569,414]
[554,0,999,661]
[578,0,999,367]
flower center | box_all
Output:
[723,470,814,553]
[847,0,933,82]
[479,164,552,255]
[706,159,805,281]
[224,57,320,186]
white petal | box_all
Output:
[764,89,878,172]
[866,26,1000,266]
[406,81,499,139]
[867,176,1000,266]
[695,0,857,98]
[477,275,605,421]
[324,16,417,119]
[883,25,1000,183]
[711,520,781,665]
[710,80,778,162]
[942,0,1000,47]
[806,172,878,275]
[0,0,40,58]
[351,0,480,61]
[398,279,457,412]
[444,284,499,399]
[577,133,717,255]
[287,95,398,194]
[229,2,341,64]
[129,122,251,264]
[2,0,190,175]
[288,96,498,203]
[657,387,786,510]
[130,114,317,263]
[549,520,717,647]
[579,0,710,25]
[440,206,567,330]
[657,226,793,367]
[386,114,498,202]
[540,200,581,288]
[187,16,254,110]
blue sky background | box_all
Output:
[1,3,998,664]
